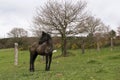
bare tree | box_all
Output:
[78,16,109,51]
[8,27,28,38]
[33,0,87,56]
[78,16,101,52]
[94,24,110,51]
[109,30,116,51]
[80,16,103,35]
[8,27,28,50]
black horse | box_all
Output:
[29,31,53,72]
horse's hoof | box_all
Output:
[30,69,34,72]
[45,69,48,71]
[45,69,50,71]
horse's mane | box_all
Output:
[39,31,52,44]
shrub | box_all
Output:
[54,43,61,49]
[71,43,79,49]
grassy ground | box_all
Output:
[0,47,120,80]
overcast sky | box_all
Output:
[0,0,120,38]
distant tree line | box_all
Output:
[0,37,36,50]
[0,31,120,51]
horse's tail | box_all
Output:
[53,50,57,53]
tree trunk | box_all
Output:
[61,35,67,56]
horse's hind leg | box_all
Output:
[45,54,52,71]
[30,52,38,72]
[45,55,49,71]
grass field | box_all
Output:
[0,47,120,80]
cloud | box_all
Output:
[0,0,120,38]
[0,0,47,38]
[86,0,120,28]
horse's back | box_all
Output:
[29,42,39,52]
[36,43,46,54]
[36,42,53,55]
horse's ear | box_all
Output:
[42,31,46,35]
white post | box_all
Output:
[14,43,18,65]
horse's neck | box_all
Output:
[46,39,52,46]
[39,39,52,47]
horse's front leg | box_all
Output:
[30,52,33,72]
[30,52,38,72]
[48,54,52,71]
[45,55,49,71]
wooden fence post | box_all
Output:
[14,43,18,65]
[111,38,113,51]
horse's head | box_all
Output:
[39,31,52,44]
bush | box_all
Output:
[71,43,79,49]
[19,45,29,51]
[54,43,61,49]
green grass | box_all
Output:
[0,47,120,80]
